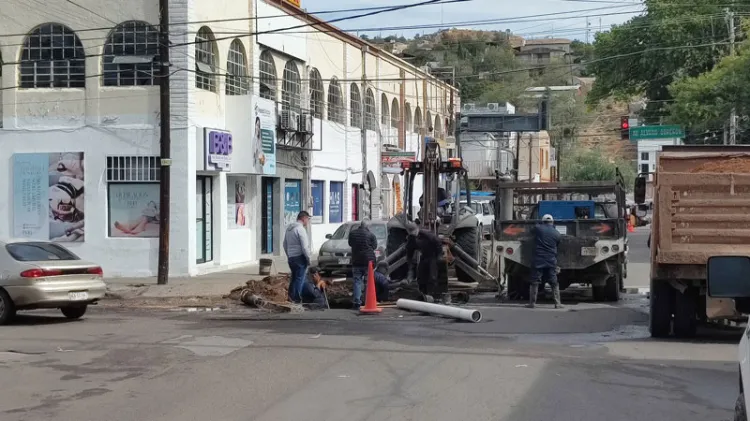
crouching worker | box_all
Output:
[300,267,331,309]
[360,261,392,304]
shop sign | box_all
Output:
[204,128,232,171]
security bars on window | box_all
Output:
[103,21,160,87]
[259,50,276,100]
[327,79,344,125]
[106,156,161,182]
[20,23,86,88]
[195,27,216,92]
[226,39,249,96]
[350,83,362,129]
[309,68,324,119]
[282,61,301,112]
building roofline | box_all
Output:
[261,0,459,94]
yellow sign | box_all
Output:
[394,180,403,214]
[285,0,301,6]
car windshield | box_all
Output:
[6,242,80,261]
[370,224,387,239]
[330,224,351,240]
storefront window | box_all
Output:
[311,180,324,224]
[106,156,161,238]
[329,181,343,224]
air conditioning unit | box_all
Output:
[281,110,300,131]
[487,103,499,111]
[298,113,313,133]
[462,103,476,112]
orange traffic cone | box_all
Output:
[360,261,382,314]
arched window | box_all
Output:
[434,115,441,136]
[282,61,301,112]
[350,83,362,129]
[309,68,324,118]
[20,23,85,88]
[194,26,217,92]
[413,106,422,134]
[226,39,249,95]
[404,103,412,133]
[391,98,400,129]
[259,50,276,100]
[102,21,159,86]
[327,78,344,124]
[0,52,3,127]
[380,93,390,126]
[365,89,377,131]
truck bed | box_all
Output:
[653,150,750,266]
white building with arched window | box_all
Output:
[0,0,458,278]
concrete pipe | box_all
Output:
[396,299,482,323]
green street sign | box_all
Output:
[629,125,684,141]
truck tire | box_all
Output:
[593,274,621,302]
[454,226,479,283]
[650,279,673,338]
[674,286,698,338]
[735,393,747,421]
[386,227,409,280]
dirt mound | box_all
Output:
[690,157,750,173]
[226,274,353,306]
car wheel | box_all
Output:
[61,305,88,320]
[736,393,748,421]
[0,288,17,325]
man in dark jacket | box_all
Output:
[405,222,448,302]
[529,214,563,309]
[300,267,330,310]
[348,220,378,310]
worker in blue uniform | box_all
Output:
[528,214,563,309]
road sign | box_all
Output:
[629,125,684,141]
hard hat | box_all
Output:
[542,214,554,223]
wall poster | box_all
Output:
[109,183,160,237]
[227,176,248,229]
[329,181,343,224]
[284,180,301,227]
[253,97,277,175]
[311,180,324,224]
[13,152,85,242]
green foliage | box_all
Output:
[561,148,636,191]
[587,0,741,122]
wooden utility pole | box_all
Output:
[157,0,171,285]
[727,7,737,145]
[360,45,368,220]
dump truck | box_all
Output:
[638,145,750,338]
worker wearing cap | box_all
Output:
[405,222,448,303]
[528,214,563,309]
[300,267,331,309]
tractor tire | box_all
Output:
[650,279,674,338]
[454,226,479,283]
[674,286,698,339]
[593,273,621,302]
[386,227,409,280]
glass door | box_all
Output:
[196,176,213,263]
[261,177,274,254]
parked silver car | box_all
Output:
[0,239,107,324]
[318,221,388,276]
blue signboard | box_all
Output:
[311,180,324,224]
[329,181,343,224]
[284,180,302,227]
[265,181,273,252]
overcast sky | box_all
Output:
[300,0,644,42]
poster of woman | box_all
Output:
[109,184,160,237]
[48,152,85,242]
[252,116,266,174]
[235,179,246,227]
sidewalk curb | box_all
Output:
[623,287,650,296]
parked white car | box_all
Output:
[459,199,494,237]
[704,255,750,420]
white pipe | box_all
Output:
[396,299,482,323]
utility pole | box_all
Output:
[728,7,737,145]
[360,45,368,220]
[157,0,171,285]
[585,17,590,44]
[528,134,533,183]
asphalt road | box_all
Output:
[0,297,739,421]
[626,226,651,289]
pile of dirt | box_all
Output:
[226,274,354,305]
[690,157,750,174]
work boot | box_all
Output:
[526,284,538,308]
[552,284,564,309]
